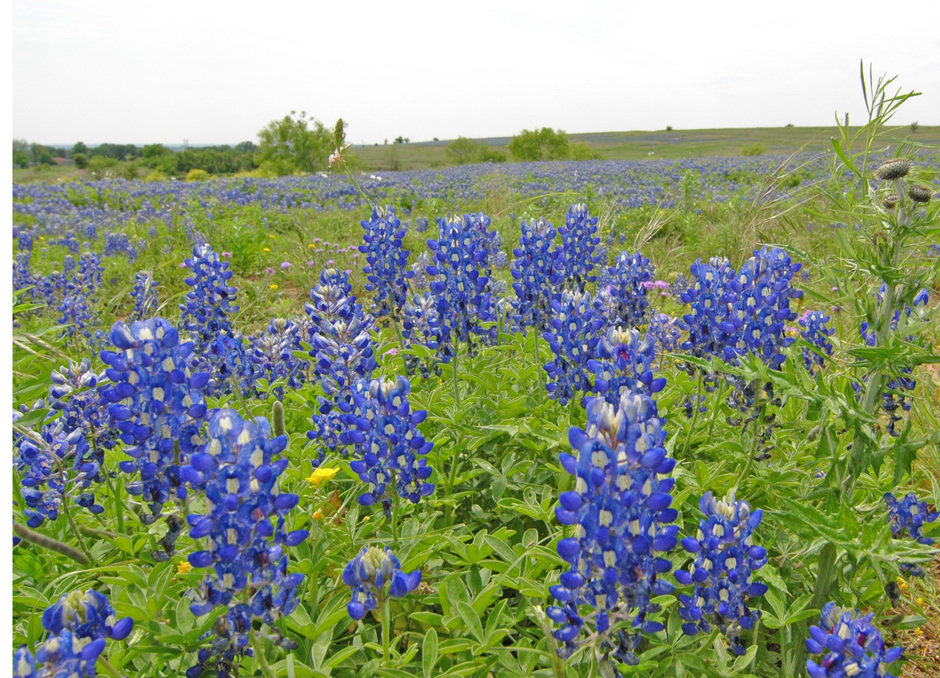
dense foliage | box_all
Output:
[11,77,940,678]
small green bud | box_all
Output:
[908,184,932,203]
[875,158,911,181]
[272,400,286,439]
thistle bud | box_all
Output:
[882,193,898,209]
[908,184,932,203]
[875,158,911,181]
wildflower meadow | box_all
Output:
[11,72,940,678]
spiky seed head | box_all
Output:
[908,184,932,203]
[882,193,898,209]
[875,159,912,181]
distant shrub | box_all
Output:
[508,128,569,161]
[88,155,118,174]
[144,170,167,182]
[569,142,601,161]
[666,125,673,132]
[119,161,138,180]
[740,143,765,156]
[72,153,89,169]
[13,151,29,169]
[446,137,506,165]
[186,168,211,181]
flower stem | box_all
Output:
[13,522,90,565]
[382,596,392,664]
[250,628,275,678]
[683,369,705,455]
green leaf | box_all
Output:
[422,627,439,678]
[456,601,484,644]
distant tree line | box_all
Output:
[12,138,259,175]
[444,128,601,165]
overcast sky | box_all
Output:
[11,0,940,146]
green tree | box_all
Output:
[72,153,89,169]
[446,137,506,165]
[13,151,30,169]
[71,141,88,157]
[507,127,570,161]
[256,111,332,175]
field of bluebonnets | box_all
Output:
[12,84,940,678]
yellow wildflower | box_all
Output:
[305,467,339,488]
[896,576,908,591]
[263,247,270,252]
[313,509,323,521]
[177,560,193,575]
[269,284,279,290]
[269,234,276,240]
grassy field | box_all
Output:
[353,125,940,170]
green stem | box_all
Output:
[13,522,90,565]
[532,330,545,397]
[382,596,392,664]
[251,635,275,678]
[390,477,400,550]
[98,657,121,678]
[342,163,375,210]
[793,542,838,675]
[451,338,460,406]
[683,370,705,455]
[705,378,726,442]
[103,467,125,535]
[61,491,92,561]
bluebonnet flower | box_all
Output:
[343,546,422,620]
[130,270,159,320]
[13,253,35,295]
[426,213,499,361]
[675,493,768,655]
[247,317,308,397]
[100,318,209,550]
[597,251,655,327]
[511,217,557,333]
[860,288,929,436]
[181,409,305,676]
[680,249,803,368]
[103,232,140,259]
[588,327,664,405]
[181,409,306,613]
[679,257,740,362]
[547,392,678,667]
[552,203,602,292]
[49,359,111,444]
[647,313,681,355]
[543,291,605,405]
[885,492,938,577]
[799,310,835,375]
[360,206,413,319]
[13,589,133,678]
[179,243,247,392]
[305,269,377,467]
[407,251,435,294]
[805,603,903,678]
[55,252,103,344]
[401,291,447,377]
[16,420,96,527]
[14,629,103,678]
[41,589,134,642]
[732,247,802,369]
[342,376,434,509]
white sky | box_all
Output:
[11,0,940,146]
